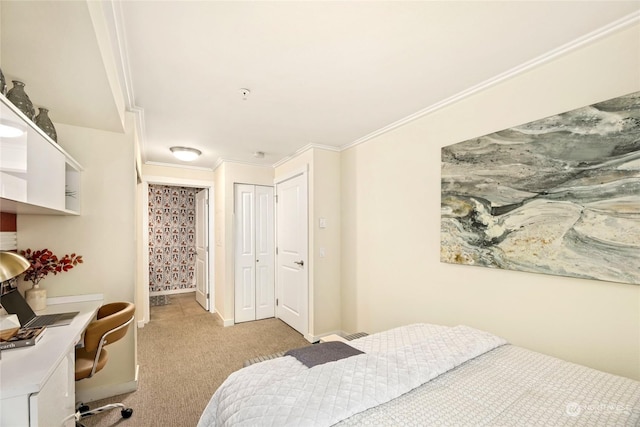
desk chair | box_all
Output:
[75,301,135,426]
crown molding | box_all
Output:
[272,143,340,168]
[212,158,225,172]
[102,4,639,168]
[109,0,136,109]
[108,0,149,164]
[213,157,275,172]
[341,10,640,152]
[214,143,339,171]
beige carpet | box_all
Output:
[80,293,310,427]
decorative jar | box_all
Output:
[35,108,57,142]
[25,284,47,311]
[6,80,35,120]
[0,67,6,95]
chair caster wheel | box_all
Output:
[121,408,133,418]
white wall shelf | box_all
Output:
[0,93,82,215]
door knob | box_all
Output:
[294,260,304,267]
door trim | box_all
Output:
[139,175,215,327]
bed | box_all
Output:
[198,323,640,426]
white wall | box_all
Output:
[341,23,640,380]
[213,163,227,321]
[214,162,274,323]
[17,117,138,397]
[275,147,342,338]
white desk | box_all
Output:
[1,297,102,427]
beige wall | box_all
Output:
[17,118,138,396]
[341,24,640,380]
[310,149,341,336]
[142,163,215,182]
[275,147,342,338]
[214,162,274,323]
[213,163,227,320]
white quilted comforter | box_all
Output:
[199,323,640,426]
[197,324,506,427]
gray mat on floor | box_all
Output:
[150,295,171,306]
[243,332,368,367]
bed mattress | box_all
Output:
[198,323,640,426]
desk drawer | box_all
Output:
[29,348,75,426]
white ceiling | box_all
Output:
[1,1,123,133]
[2,1,639,169]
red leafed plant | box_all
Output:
[19,248,83,287]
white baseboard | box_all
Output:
[307,329,347,343]
[214,311,234,327]
[76,370,139,403]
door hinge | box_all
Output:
[276,298,279,306]
[207,293,210,298]
[276,247,278,255]
[275,195,278,203]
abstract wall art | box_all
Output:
[441,91,639,285]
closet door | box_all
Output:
[255,185,275,320]
[235,184,256,323]
[234,184,275,323]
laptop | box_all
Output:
[0,289,79,329]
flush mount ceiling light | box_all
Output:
[170,146,202,162]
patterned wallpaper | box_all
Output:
[148,185,199,293]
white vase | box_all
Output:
[25,284,47,311]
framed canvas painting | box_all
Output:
[441,91,639,285]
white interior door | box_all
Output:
[275,172,308,336]
[255,185,275,320]
[195,189,209,310]
[235,184,256,323]
[235,184,275,323]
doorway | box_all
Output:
[148,185,207,307]
[140,177,214,327]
